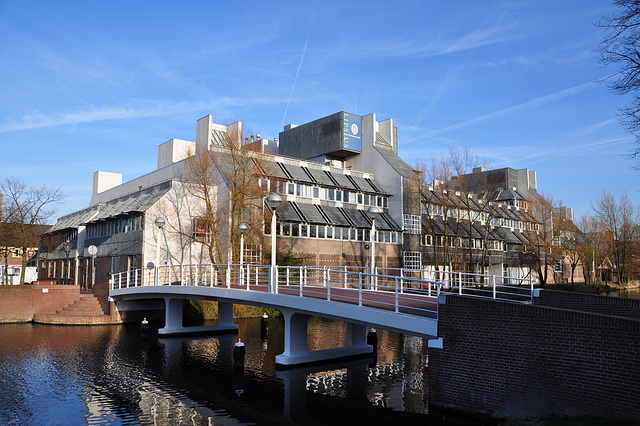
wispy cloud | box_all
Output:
[426,80,598,137]
[443,24,515,54]
[280,10,316,131]
[0,97,278,134]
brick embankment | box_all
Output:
[0,284,121,325]
[534,289,640,319]
[428,292,640,421]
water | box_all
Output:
[0,318,487,425]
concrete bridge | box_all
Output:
[110,264,535,368]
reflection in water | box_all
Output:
[0,317,483,425]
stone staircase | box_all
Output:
[34,293,119,325]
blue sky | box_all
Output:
[1,1,637,221]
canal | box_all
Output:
[0,317,489,425]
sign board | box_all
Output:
[342,112,362,152]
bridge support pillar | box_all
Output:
[158,298,239,335]
[275,308,373,368]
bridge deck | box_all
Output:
[228,284,438,319]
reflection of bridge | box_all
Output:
[110,264,535,367]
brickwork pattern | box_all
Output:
[0,285,80,322]
[534,289,640,319]
[428,294,640,421]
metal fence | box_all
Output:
[111,264,537,304]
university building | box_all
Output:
[40,111,575,286]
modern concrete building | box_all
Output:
[41,111,576,285]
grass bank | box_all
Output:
[184,300,280,323]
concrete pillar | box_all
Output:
[275,308,373,367]
[217,301,234,327]
[158,298,238,335]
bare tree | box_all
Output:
[449,147,490,273]
[0,178,62,284]
[522,193,557,287]
[598,0,640,168]
[171,127,271,265]
[414,157,455,273]
[575,214,606,286]
[592,191,638,283]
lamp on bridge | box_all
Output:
[266,193,283,293]
[367,206,382,275]
[155,217,165,286]
[238,223,248,266]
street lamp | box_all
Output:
[63,240,72,285]
[367,206,382,274]
[238,223,248,287]
[155,217,165,285]
[266,193,283,293]
[238,223,248,266]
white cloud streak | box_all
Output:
[426,80,598,137]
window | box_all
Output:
[424,234,432,245]
[288,183,295,195]
[192,218,210,242]
[403,214,421,234]
[318,226,325,238]
[310,225,317,238]
[403,251,421,270]
[313,187,319,198]
[328,189,335,201]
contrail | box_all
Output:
[427,80,599,137]
[280,11,315,131]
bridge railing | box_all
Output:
[111,264,536,304]
[281,266,442,318]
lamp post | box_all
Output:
[367,206,382,273]
[155,217,165,285]
[266,193,283,293]
[238,223,248,265]
[367,206,382,290]
[238,223,248,286]
[63,241,72,285]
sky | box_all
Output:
[1,0,638,222]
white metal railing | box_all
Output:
[390,268,538,303]
[110,264,537,312]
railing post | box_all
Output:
[400,268,404,294]
[358,273,363,306]
[458,271,462,295]
[299,269,303,297]
[394,276,399,313]
[492,275,497,299]
[210,265,214,287]
[181,264,184,286]
[226,264,231,289]
[287,267,290,286]
[168,265,172,286]
[327,274,331,301]
[195,264,199,287]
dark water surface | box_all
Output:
[0,317,488,425]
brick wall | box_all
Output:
[534,289,640,319]
[428,294,640,421]
[0,285,80,323]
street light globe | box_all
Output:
[367,205,382,215]
[238,223,248,234]
[266,193,283,210]
[155,217,166,229]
